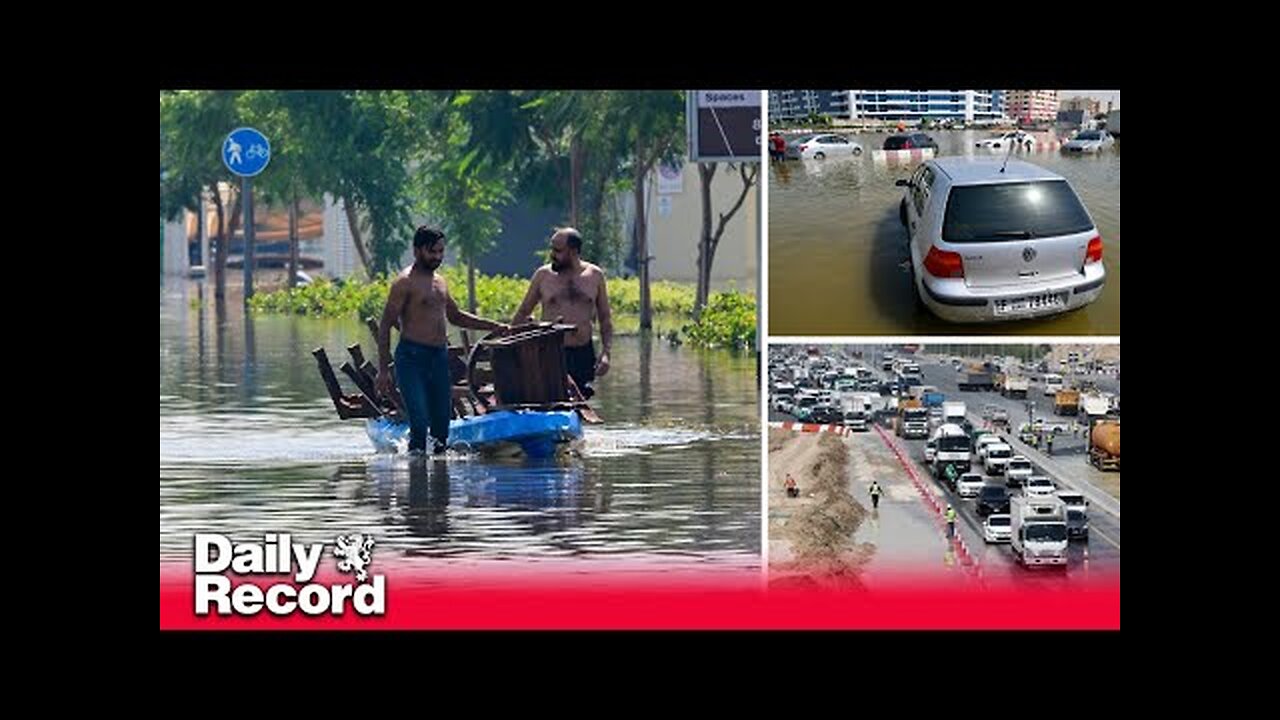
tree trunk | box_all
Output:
[287,196,299,289]
[634,140,651,330]
[211,186,226,299]
[569,134,583,228]
[225,185,242,295]
[341,198,375,277]
[706,164,757,316]
[695,163,716,321]
[587,170,609,266]
[467,259,477,313]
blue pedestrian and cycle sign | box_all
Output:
[222,127,271,177]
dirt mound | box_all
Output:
[770,432,871,589]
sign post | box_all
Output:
[222,127,271,300]
[687,90,764,385]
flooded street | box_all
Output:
[160,280,760,573]
[769,129,1120,335]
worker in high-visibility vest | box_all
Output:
[869,481,882,510]
[945,504,957,540]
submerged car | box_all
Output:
[896,157,1106,323]
[1062,129,1114,153]
[976,130,1036,151]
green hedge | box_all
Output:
[682,290,757,350]
[249,267,755,350]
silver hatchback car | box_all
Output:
[896,158,1106,323]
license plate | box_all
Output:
[993,292,1067,316]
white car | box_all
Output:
[956,472,986,498]
[984,443,1013,475]
[896,158,1106,323]
[1056,491,1089,512]
[1030,418,1072,434]
[788,133,863,160]
[1024,476,1057,497]
[976,130,1036,151]
[974,434,1002,461]
[924,438,937,464]
[1062,129,1115,153]
[1005,456,1034,487]
[983,513,1012,543]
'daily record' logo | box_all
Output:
[194,533,384,617]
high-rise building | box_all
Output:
[846,90,1005,122]
[769,90,1005,123]
[768,90,846,121]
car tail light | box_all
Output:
[1086,235,1103,263]
[924,245,965,278]
[798,144,807,153]
[903,139,913,149]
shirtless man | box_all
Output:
[376,226,508,455]
[511,227,613,399]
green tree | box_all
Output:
[415,95,516,311]
[280,91,432,276]
[160,90,243,299]
[615,91,686,329]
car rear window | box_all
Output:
[942,180,1093,243]
[988,516,1010,526]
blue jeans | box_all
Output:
[394,339,451,451]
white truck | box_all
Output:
[841,392,874,431]
[942,401,967,426]
[1042,373,1064,396]
[932,423,973,485]
[1010,495,1069,567]
[1080,392,1111,418]
[984,443,1013,475]
[1002,375,1030,399]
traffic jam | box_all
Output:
[769,344,1120,581]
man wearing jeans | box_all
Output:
[376,226,508,455]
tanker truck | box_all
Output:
[1089,419,1120,471]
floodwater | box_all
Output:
[160,279,761,575]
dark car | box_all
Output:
[883,132,939,151]
[976,484,1011,516]
[1067,508,1090,540]
[810,405,842,424]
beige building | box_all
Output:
[1061,96,1101,116]
[1006,90,1059,122]
[621,160,760,294]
